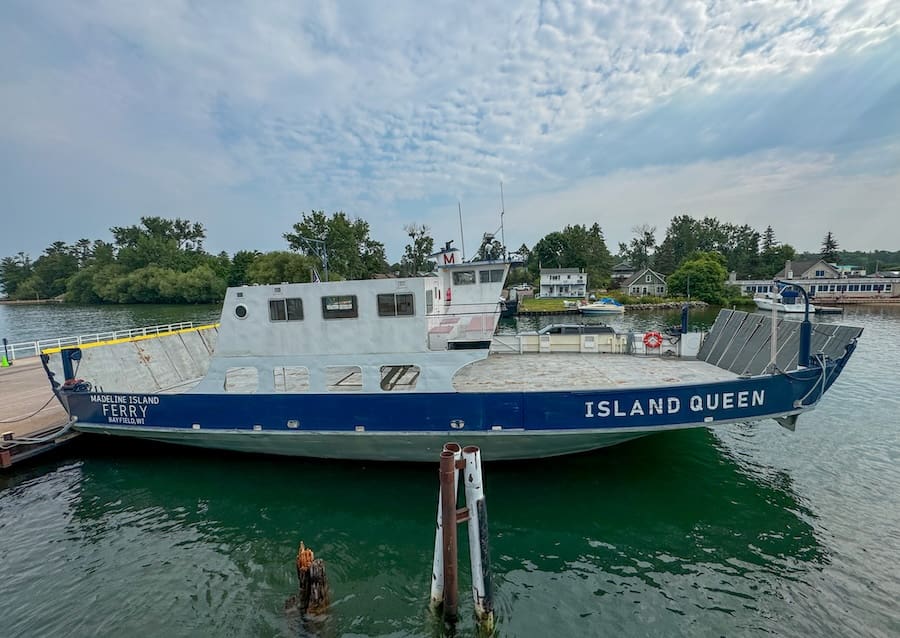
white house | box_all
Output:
[539,268,587,298]
[624,268,667,297]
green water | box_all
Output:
[1,305,899,637]
[0,303,221,346]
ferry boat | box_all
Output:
[42,244,862,461]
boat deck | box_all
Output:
[452,353,737,392]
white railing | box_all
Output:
[3,321,198,360]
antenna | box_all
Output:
[458,201,466,260]
[295,235,329,281]
[499,182,506,260]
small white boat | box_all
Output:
[579,298,625,315]
[753,292,815,314]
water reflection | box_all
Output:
[0,430,825,637]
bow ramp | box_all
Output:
[697,309,862,375]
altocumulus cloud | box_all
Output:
[0,0,898,258]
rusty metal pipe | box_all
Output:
[430,443,461,610]
[439,448,460,623]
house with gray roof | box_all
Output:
[624,268,667,297]
[774,259,840,280]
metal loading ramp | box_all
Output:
[697,310,863,375]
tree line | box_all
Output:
[2,210,896,305]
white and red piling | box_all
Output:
[430,442,495,634]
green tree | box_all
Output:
[654,215,699,274]
[618,225,656,269]
[174,265,227,303]
[28,242,79,298]
[0,253,32,296]
[821,231,839,263]
[247,251,319,284]
[400,223,434,275]
[111,216,208,271]
[91,241,116,266]
[228,250,260,286]
[721,224,761,278]
[761,225,776,252]
[65,266,105,303]
[666,252,728,304]
[529,223,613,289]
[752,225,797,278]
[284,210,387,279]
[71,238,94,268]
[210,251,232,284]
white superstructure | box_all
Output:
[193,246,510,394]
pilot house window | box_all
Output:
[378,293,415,316]
[269,298,304,321]
[452,271,476,285]
[322,295,358,319]
[479,269,505,283]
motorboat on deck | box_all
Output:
[753,291,816,314]
[579,297,625,315]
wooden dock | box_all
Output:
[0,357,78,469]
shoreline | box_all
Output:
[0,298,65,305]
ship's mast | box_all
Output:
[458,201,466,261]
[499,182,506,260]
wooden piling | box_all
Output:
[288,541,329,616]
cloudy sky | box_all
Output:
[2,0,898,262]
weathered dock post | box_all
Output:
[430,443,495,634]
[430,442,462,612]
[288,541,329,616]
[462,446,494,634]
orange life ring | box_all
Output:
[643,331,663,349]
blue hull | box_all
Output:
[63,363,842,461]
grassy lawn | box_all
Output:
[519,297,582,311]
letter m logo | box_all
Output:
[443,253,455,264]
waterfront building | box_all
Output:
[730,260,900,302]
[624,268,667,297]
[539,268,587,298]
